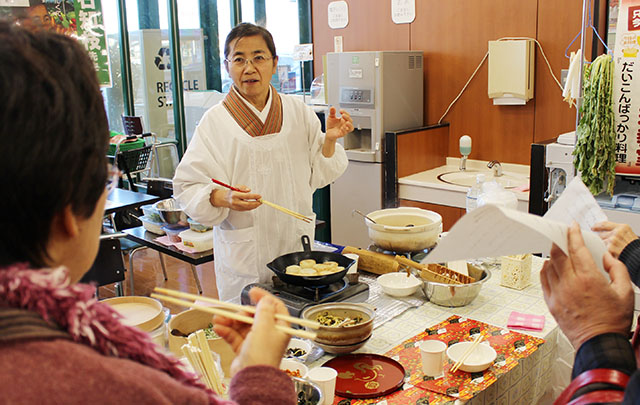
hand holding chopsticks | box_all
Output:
[211,178,312,223]
[152,287,319,340]
[451,334,483,373]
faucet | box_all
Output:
[459,135,471,171]
[487,160,503,177]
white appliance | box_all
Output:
[326,51,423,247]
[545,141,575,207]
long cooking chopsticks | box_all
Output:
[211,178,312,223]
[151,288,318,340]
[451,334,483,373]
[154,287,320,329]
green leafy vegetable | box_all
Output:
[202,323,219,339]
[573,54,616,196]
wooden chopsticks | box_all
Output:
[211,178,312,223]
[451,334,483,373]
[151,287,319,340]
[258,199,312,223]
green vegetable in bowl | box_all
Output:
[202,323,220,339]
[573,54,616,196]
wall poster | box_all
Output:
[0,0,112,87]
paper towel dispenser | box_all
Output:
[488,39,535,105]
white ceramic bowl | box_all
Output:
[446,341,497,373]
[285,338,312,362]
[377,272,422,297]
[366,207,442,252]
[280,358,309,379]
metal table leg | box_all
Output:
[190,264,203,294]
[158,252,168,281]
[114,282,124,296]
[128,246,148,295]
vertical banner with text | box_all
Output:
[75,0,111,87]
[0,0,111,87]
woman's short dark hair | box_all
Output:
[0,20,109,268]
[224,22,277,59]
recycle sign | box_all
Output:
[154,47,171,70]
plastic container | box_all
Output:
[140,215,165,235]
[149,322,167,348]
[477,181,518,210]
[163,225,188,242]
[141,204,162,223]
[179,229,213,252]
[188,218,213,233]
[466,174,486,213]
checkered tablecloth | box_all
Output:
[309,256,566,404]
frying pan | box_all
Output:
[267,235,355,287]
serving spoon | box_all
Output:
[352,209,377,224]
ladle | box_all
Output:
[352,209,377,224]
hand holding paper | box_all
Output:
[424,204,608,274]
[424,177,608,274]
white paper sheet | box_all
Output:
[424,204,607,274]
[543,177,608,229]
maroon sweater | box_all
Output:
[0,338,296,405]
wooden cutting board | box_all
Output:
[342,246,399,275]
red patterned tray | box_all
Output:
[324,354,405,399]
[330,315,545,404]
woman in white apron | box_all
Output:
[173,23,352,302]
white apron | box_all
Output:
[173,88,346,302]
[213,94,315,302]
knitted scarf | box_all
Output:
[0,263,219,404]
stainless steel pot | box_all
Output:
[365,207,442,252]
[420,266,491,307]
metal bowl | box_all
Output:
[420,266,491,307]
[301,303,374,346]
[292,377,323,405]
[154,198,188,225]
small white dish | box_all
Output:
[280,358,309,379]
[446,341,497,373]
[377,272,422,297]
[285,338,312,362]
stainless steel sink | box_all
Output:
[437,170,528,189]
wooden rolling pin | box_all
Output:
[342,246,399,274]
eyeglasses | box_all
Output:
[106,163,120,193]
[225,54,273,68]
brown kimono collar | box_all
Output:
[222,85,283,137]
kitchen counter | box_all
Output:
[309,256,566,404]
[398,158,531,212]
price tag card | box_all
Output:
[293,44,313,62]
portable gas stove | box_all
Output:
[367,244,431,263]
[241,276,370,318]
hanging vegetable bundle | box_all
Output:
[573,54,616,196]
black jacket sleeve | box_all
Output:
[619,238,640,288]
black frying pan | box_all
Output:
[267,235,355,287]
